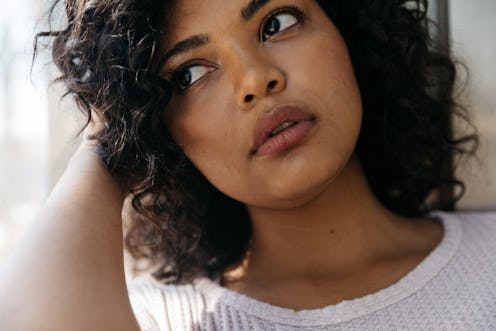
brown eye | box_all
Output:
[261,10,301,41]
[264,17,281,37]
[177,69,192,89]
[173,65,216,91]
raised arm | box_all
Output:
[0,142,141,331]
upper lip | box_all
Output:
[251,105,315,155]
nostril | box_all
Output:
[267,80,278,90]
[244,94,254,103]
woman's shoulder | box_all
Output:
[428,211,496,283]
[446,210,496,222]
[438,210,496,237]
[432,210,496,252]
[127,276,209,331]
[127,274,204,299]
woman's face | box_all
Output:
[160,0,362,209]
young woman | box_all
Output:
[1,0,495,330]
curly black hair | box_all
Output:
[35,0,478,283]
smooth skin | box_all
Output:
[163,0,443,309]
[0,0,443,329]
[0,141,141,331]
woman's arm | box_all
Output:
[0,143,141,331]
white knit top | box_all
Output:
[127,211,496,330]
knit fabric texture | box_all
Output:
[127,211,496,330]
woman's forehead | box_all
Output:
[168,0,246,18]
[163,0,310,43]
[169,0,272,16]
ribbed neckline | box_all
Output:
[194,211,463,326]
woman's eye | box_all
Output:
[173,65,215,90]
[261,9,302,41]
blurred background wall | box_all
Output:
[0,0,50,262]
[448,0,496,209]
[0,0,495,263]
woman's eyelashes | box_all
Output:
[261,6,304,41]
[170,6,304,91]
[172,63,216,91]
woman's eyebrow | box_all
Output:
[158,34,210,70]
[241,0,272,21]
[158,0,272,70]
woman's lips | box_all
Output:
[251,106,316,157]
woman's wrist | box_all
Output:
[66,141,126,205]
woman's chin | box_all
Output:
[247,172,339,210]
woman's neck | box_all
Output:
[222,156,443,304]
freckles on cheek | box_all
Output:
[171,114,231,165]
[165,103,207,148]
[173,121,207,156]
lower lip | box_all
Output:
[254,120,316,157]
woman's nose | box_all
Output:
[235,53,286,111]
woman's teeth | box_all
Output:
[270,121,297,137]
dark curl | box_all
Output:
[36,0,478,283]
